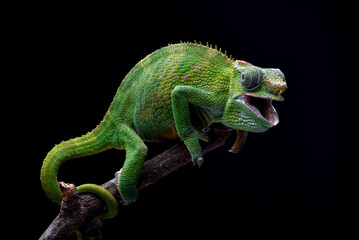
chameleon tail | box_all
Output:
[40,123,111,205]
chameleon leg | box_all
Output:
[171,86,220,166]
[114,124,147,205]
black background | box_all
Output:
[8,0,357,238]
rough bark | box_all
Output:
[40,124,233,240]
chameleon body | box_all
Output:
[41,42,287,218]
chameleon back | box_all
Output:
[107,43,234,141]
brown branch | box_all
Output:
[39,124,233,240]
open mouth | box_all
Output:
[234,94,280,127]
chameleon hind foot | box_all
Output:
[115,169,138,205]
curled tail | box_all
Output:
[40,122,118,218]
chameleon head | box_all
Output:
[222,60,287,132]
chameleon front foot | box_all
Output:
[183,130,209,167]
[195,157,204,167]
[228,130,247,154]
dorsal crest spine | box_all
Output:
[166,41,234,62]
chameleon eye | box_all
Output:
[240,68,263,91]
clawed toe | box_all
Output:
[192,157,204,168]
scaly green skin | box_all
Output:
[41,42,287,217]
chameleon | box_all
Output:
[40,42,287,219]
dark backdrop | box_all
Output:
[10,0,356,238]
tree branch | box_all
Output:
[40,124,233,240]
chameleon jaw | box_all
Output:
[234,94,280,127]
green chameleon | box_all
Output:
[41,42,287,219]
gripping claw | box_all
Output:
[197,157,204,167]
